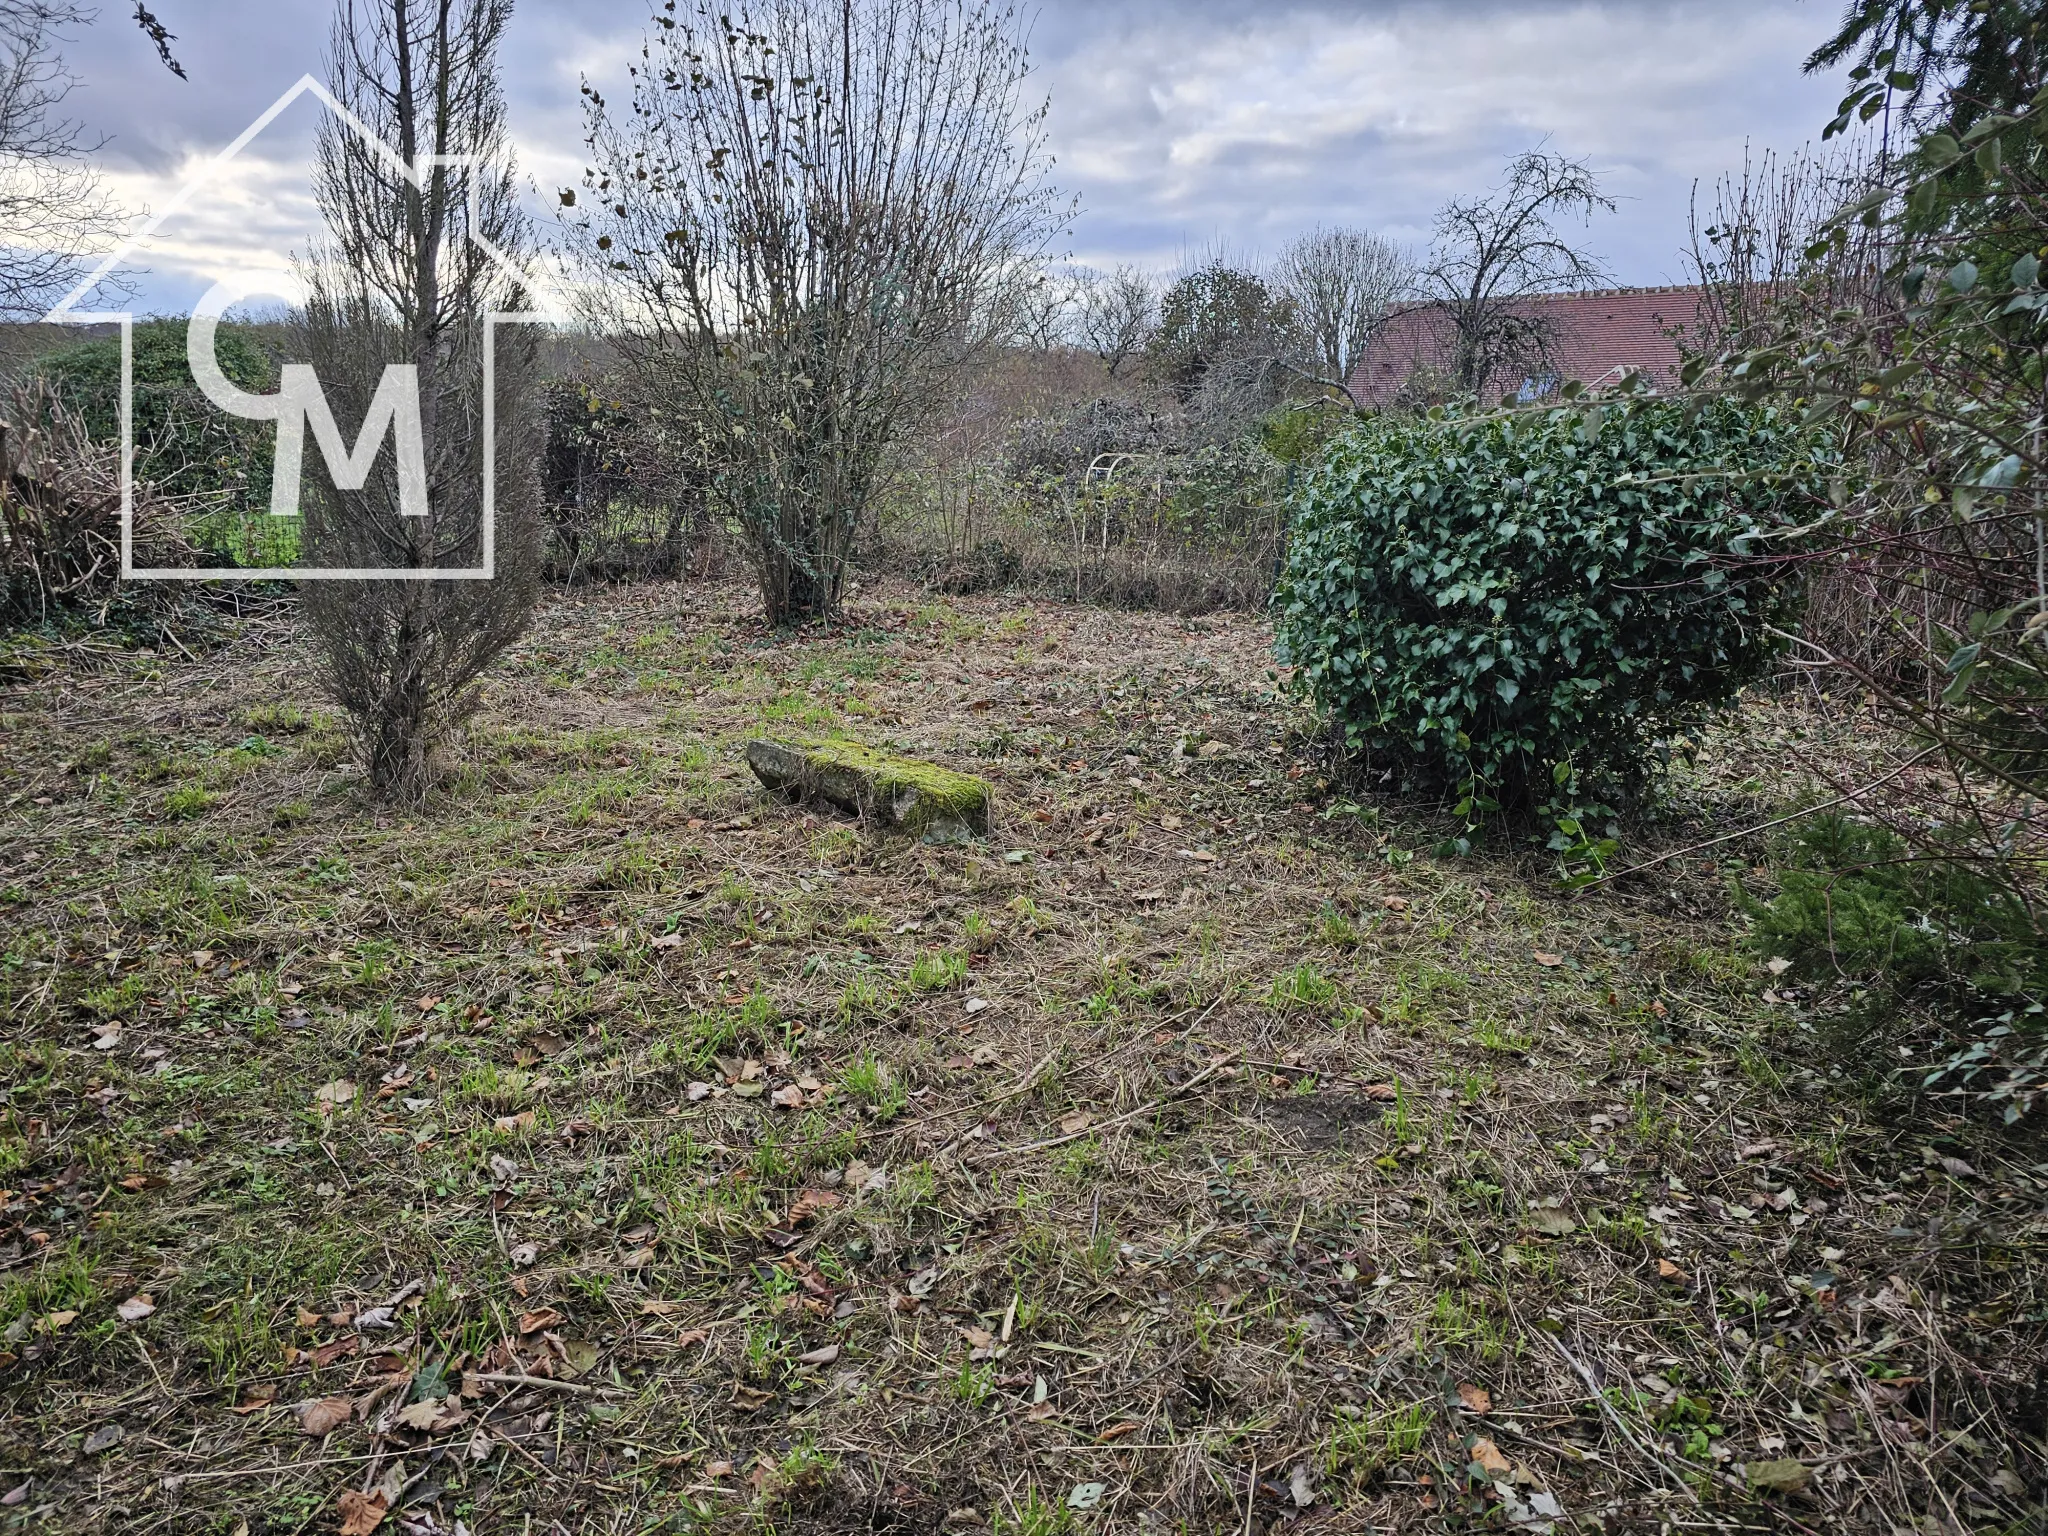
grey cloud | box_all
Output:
[63,0,1857,309]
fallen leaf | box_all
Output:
[396,1400,441,1431]
[685,1081,712,1101]
[1133,887,1167,903]
[518,1307,566,1334]
[1067,1482,1106,1510]
[312,1080,357,1114]
[488,1153,519,1184]
[789,1188,842,1224]
[1657,1259,1688,1284]
[299,1396,353,1436]
[796,1343,840,1366]
[116,1295,155,1323]
[91,1024,121,1050]
[1058,1111,1092,1136]
[229,1385,279,1415]
[650,932,685,949]
[1362,1082,1398,1101]
[1532,951,1563,967]
[1456,1382,1492,1414]
[1525,1206,1577,1237]
[40,1310,76,1333]
[508,1242,538,1267]
[336,1489,389,1536]
[1939,1156,1977,1178]
[310,1336,359,1368]
[1289,1463,1316,1508]
[0,1484,26,1506]
[770,1084,806,1109]
[81,1423,123,1455]
[1745,1458,1811,1495]
[1765,956,1792,976]
[621,1246,656,1269]
[494,1111,536,1135]
[1469,1437,1511,1477]
[705,1459,735,1477]
[1380,895,1409,911]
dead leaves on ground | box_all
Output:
[297,1396,353,1436]
[336,1490,388,1535]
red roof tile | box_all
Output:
[1347,285,1706,406]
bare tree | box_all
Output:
[1011,264,1077,353]
[1419,150,1614,399]
[0,4,121,317]
[296,0,542,800]
[0,3,191,318]
[1683,140,1884,354]
[1272,225,1412,396]
[1070,263,1157,380]
[573,0,1065,625]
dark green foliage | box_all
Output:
[1746,813,2047,1000]
[36,319,282,563]
[1148,262,1294,402]
[1274,396,1826,808]
[1809,0,2042,138]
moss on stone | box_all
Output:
[746,736,991,835]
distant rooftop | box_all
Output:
[1347,285,1706,407]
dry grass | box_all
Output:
[0,577,2043,1535]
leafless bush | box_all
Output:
[573,0,1066,626]
[1070,264,1160,380]
[539,373,717,584]
[296,0,542,801]
[0,377,192,620]
[883,394,1284,612]
[1272,225,1414,399]
[1684,139,1885,355]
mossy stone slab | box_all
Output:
[745,738,990,836]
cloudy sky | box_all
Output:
[48,0,1856,316]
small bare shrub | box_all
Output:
[0,379,193,622]
[296,0,542,801]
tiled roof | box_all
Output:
[1346,285,1706,406]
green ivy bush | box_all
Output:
[1274,396,1828,813]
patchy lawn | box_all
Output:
[0,578,2042,1535]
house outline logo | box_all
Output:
[43,73,561,582]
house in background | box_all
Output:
[1345,285,1706,408]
